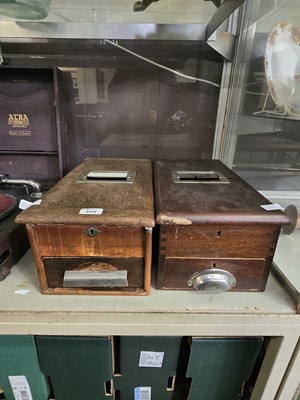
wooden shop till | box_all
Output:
[16,158,155,295]
[154,159,290,292]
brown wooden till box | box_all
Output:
[154,160,290,292]
[16,158,155,295]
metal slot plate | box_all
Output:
[63,270,128,287]
[172,170,229,184]
[77,170,136,183]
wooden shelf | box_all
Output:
[0,250,297,335]
[0,251,299,399]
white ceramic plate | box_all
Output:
[265,20,300,116]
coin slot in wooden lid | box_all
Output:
[77,170,136,183]
[172,170,229,184]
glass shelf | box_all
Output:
[0,0,216,40]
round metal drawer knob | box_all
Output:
[187,269,236,293]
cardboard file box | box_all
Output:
[113,336,181,400]
[16,158,155,295]
[36,336,113,400]
[0,335,50,400]
[154,159,289,292]
[186,337,263,400]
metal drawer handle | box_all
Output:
[187,269,236,293]
[63,270,128,288]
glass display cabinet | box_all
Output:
[222,0,300,312]
[0,1,299,399]
[223,0,300,194]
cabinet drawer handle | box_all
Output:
[63,270,128,287]
[187,269,236,292]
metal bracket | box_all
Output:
[205,0,222,7]
[206,0,247,62]
[133,0,159,12]
[0,42,3,65]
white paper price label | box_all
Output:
[79,208,103,215]
[139,351,164,368]
[134,387,151,400]
[19,199,42,210]
[8,376,33,400]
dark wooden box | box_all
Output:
[154,160,290,292]
[0,68,69,186]
[16,158,155,295]
[0,208,29,281]
[0,154,61,185]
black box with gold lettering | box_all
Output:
[0,69,57,152]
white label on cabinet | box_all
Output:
[8,376,33,400]
[139,351,164,368]
[79,208,103,215]
[134,387,151,400]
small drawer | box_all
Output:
[159,257,268,292]
[34,225,145,258]
[43,256,144,292]
[161,225,279,259]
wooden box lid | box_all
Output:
[16,158,155,227]
[154,159,290,226]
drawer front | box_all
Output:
[43,256,144,292]
[160,257,269,291]
[34,225,145,257]
[160,225,280,259]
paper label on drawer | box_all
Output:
[139,351,164,367]
[261,203,284,211]
[79,208,103,215]
[8,376,33,400]
[134,387,151,400]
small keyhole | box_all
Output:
[217,231,222,238]
[85,227,101,237]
